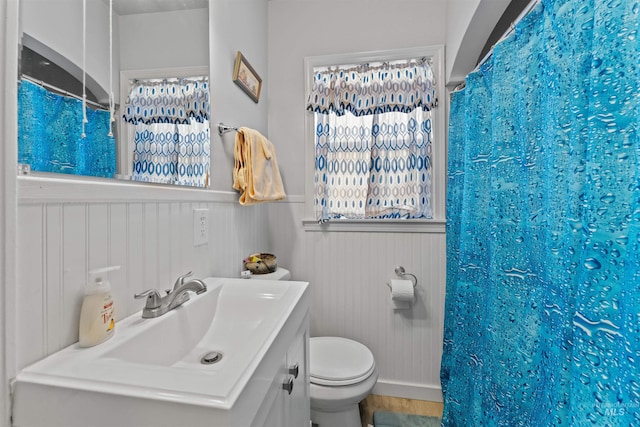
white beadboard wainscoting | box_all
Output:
[15,179,446,402]
[16,179,270,371]
[265,199,446,402]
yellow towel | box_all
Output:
[233,127,286,205]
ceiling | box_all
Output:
[107,0,208,16]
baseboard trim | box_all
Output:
[372,380,443,402]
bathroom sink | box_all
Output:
[12,277,310,427]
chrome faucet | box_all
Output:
[134,271,207,318]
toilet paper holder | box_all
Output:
[387,266,418,289]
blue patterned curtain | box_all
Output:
[123,78,210,187]
[131,122,210,187]
[308,60,436,221]
[443,0,640,425]
[18,79,116,178]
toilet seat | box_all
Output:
[310,337,376,386]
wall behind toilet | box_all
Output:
[266,0,448,401]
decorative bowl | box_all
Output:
[243,253,277,274]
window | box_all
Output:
[303,46,445,232]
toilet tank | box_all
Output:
[247,267,291,281]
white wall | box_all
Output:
[267,0,448,401]
[210,0,269,192]
[20,0,120,104]
[445,0,480,84]
[1,1,19,425]
[0,0,7,421]
[445,0,511,85]
[119,8,209,71]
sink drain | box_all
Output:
[201,351,223,365]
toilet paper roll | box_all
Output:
[389,279,415,310]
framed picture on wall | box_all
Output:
[232,51,262,103]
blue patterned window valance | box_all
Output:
[123,78,210,125]
[306,59,437,117]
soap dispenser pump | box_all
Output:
[79,266,119,348]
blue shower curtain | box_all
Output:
[18,79,116,178]
[442,0,640,425]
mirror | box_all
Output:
[18,0,210,187]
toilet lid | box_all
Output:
[310,337,375,386]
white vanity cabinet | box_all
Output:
[256,315,310,427]
[286,321,310,426]
[254,314,310,426]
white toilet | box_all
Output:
[248,267,378,427]
[309,336,378,427]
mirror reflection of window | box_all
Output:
[122,77,210,188]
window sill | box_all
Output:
[302,218,446,233]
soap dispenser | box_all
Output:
[79,266,119,348]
